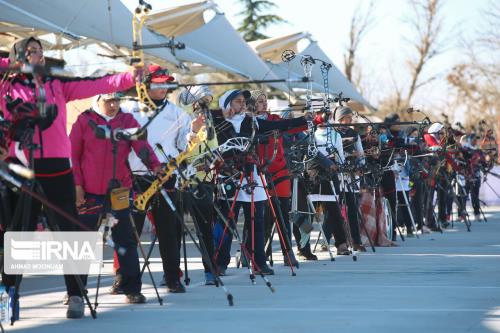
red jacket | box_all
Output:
[257,113,305,197]
[423,133,459,172]
[70,109,160,195]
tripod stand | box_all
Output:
[136,143,233,306]
[2,128,96,324]
[437,170,471,232]
[213,173,276,291]
[339,168,376,252]
[393,160,420,238]
[215,150,298,275]
[90,132,162,308]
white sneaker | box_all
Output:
[66,296,84,319]
[421,226,431,234]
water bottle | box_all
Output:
[0,285,9,324]
[8,287,19,322]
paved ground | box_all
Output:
[4,207,500,333]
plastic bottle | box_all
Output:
[0,285,9,324]
[8,286,19,322]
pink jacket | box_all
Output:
[0,58,135,160]
[70,109,160,195]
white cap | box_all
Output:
[218,89,250,112]
[427,122,444,134]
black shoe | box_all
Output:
[125,292,146,304]
[217,266,227,276]
[255,264,274,275]
[298,250,318,260]
[283,250,299,267]
[109,277,124,295]
[353,244,367,252]
[167,281,186,293]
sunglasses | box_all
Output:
[151,69,170,76]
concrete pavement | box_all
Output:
[4,208,500,333]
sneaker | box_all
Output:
[298,249,318,261]
[336,243,350,255]
[255,264,274,275]
[125,292,146,304]
[167,281,186,293]
[353,244,367,252]
[109,277,124,295]
[283,250,299,267]
[204,272,216,286]
[217,266,227,276]
[160,275,167,286]
[62,293,69,305]
[66,296,84,319]
[418,226,431,234]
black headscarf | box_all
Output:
[8,37,43,64]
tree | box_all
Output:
[343,1,376,85]
[404,0,446,105]
[377,0,446,119]
[237,0,286,42]
[446,1,500,132]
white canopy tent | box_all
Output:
[144,1,289,92]
[251,32,373,109]
[0,0,180,66]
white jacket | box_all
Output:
[123,100,192,175]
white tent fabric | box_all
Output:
[265,42,371,107]
[0,0,179,65]
[252,32,371,107]
[145,2,289,91]
[250,32,310,64]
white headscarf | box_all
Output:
[178,85,213,106]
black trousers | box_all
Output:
[466,177,481,216]
[436,177,449,222]
[397,191,413,232]
[133,176,182,286]
[79,193,141,294]
[381,171,397,234]
[183,185,215,273]
[315,179,347,247]
[214,200,267,268]
[423,183,437,228]
[264,196,294,254]
[2,158,86,297]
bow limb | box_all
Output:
[131,3,157,112]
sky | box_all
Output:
[120,0,491,118]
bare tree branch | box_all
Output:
[343,1,377,83]
[404,0,446,105]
